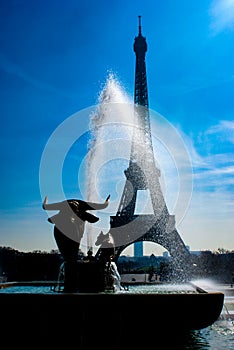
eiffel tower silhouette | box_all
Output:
[96,16,191,277]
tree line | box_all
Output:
[0,246,234,283]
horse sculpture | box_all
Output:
[95,231,115,264]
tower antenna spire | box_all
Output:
[138,15,142,35]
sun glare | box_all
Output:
[210,0,234,33]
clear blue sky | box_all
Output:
[0,0,233,255]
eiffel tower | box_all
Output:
[97,17,191,278]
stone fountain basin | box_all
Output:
[0,285,224,347]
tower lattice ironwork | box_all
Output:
[96,17,191,276]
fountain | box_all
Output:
[0,72,226,349]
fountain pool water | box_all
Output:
[0,282,199,294]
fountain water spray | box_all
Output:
[85,73,134,249]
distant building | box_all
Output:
[190,251,202,256]
[190,250,212,256]
[134,241,143,257]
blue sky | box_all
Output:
[0,0,233,255]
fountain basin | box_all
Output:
[0,282,224,347]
